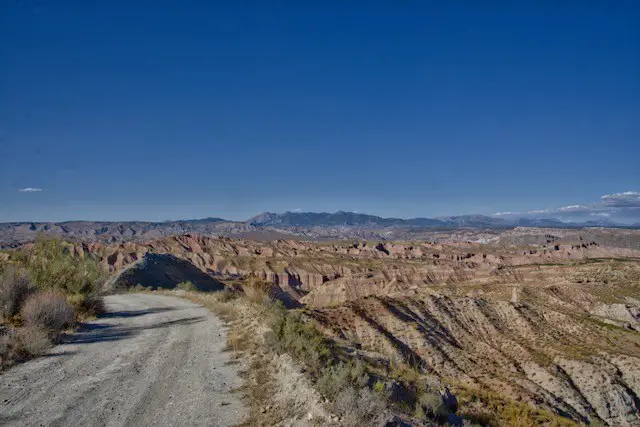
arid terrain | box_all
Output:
[2,227,640,426]
[0,293,245,426]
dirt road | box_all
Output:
[0,293,246,426]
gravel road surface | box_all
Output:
[0,293,246,426]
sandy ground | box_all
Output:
[0,293,246,427]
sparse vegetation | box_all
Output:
[455,386,580,427]
[177,280,198,291]
[2,231,640,425]
[0,237,107,368]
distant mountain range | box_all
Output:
[0,211,637,247]
[248,211,630,229]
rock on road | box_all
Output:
[0,293,246,426]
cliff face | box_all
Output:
[30,234,640,425]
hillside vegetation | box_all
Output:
[0,238,107,367]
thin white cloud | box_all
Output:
[494,191,640,222]
[19,188,43,192]
[557,205,592,213]
[601,191,640,208]
[527,209,549,214]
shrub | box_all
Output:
[18,237,107,319]
[243,276,274,302]
[332,386,389,426]
[21,291,74,335]
[16,325,51,356]
[267,306,333,375]
[373,380,386,394]
[177,281,198,291]
[316,359,370,398]
[0,266,36,321]
[25,237,107,296]
[316,362,354,397]
[0,325,52,366]
[66,293,105,319]
[417,391,449,419]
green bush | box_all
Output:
[177,281,198,291]
[25,237,107,296]
[373,380,386,394]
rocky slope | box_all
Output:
[4,234,640,425]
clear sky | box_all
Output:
[1,1,638,222]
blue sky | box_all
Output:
[1,1,638,222]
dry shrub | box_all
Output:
[67,293,105,319]
[416,391,449,421]
[226,328,251,352]
[16,325,51,356]
[243,276,274,302]
[0,266,37,321]
[0,325,51,365]
[332,386,389,426]
[0,331,21,364]
[21,291,74,335]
